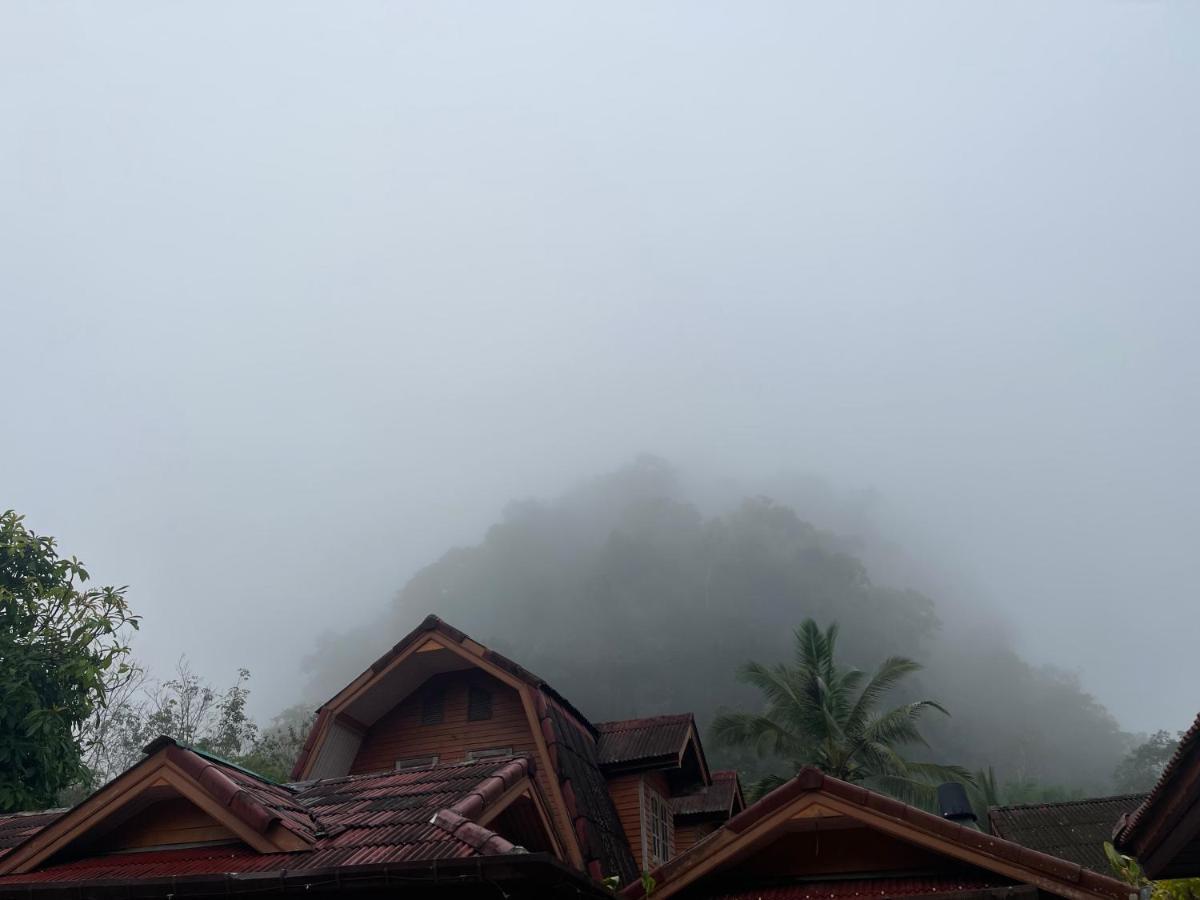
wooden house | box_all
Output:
[0,614,1146,899]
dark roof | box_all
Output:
[537,694,639,885]
[1114,711,1200,877]
[294,614,639,885]
[672,770,743,820]
[702,875,1029,899]
[0,753,538,885]
[0,814,65,861]
[623,767,1134,900]
[988,794,1147,873]
[595,714,694,768]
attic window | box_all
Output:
[466,747,512,761]
[421,687,445,725]
[396,755,439,771]
[643,783,673,866]
[467,685,493,721]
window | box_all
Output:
[465,747,513,761]
[421,687,445,725]
[395,755,438,771]
[467,685,492,721]
[642,784,673,866]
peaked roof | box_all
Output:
[672,770,744,820]
[989,794,1147,874]
[0,753,552,888]
[595,714,695,768]
[1114,711,1200,877]
[0,737,317,876]
[623,768,1136,900]
[292,614,639,885]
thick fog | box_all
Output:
[3,0,1198,768]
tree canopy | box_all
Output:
[0,510,138,811]
[306,457,1131,790]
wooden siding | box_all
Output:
[348,672,535,777]
[606,771,677,870]
[608,774,644,867]
[674,820,718,855]
[345,668,582,863]
[93,798,235,852]
[350,670,536,773]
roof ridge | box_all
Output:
[990,792,1147,812]
[595,713,694,731]
[288,754,535,790]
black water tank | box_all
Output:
[936,782,977,824]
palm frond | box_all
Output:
[845,656,923,734]
[748,773,790,802]
[710,710,801,758]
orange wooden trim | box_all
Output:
[646,792,1131,900]
[475,781,566,862]
[335,712,369,735]
[297,632,532,780]
[517,688,586,869]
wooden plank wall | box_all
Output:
[607,773,644,867]
[95,798,235,851]
[350,670,537,774]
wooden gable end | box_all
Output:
[350,670,536,774]
[0,743,311,877]
[625,771,1137,900]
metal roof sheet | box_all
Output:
[988,794,1146,874]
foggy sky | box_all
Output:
[3,2,1198,734]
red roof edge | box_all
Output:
[622,767,1133,900]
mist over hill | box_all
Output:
[307,456,1130,791]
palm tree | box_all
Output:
[711,619,971,806]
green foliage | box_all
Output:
[0,510,138,811]
[1105,841,1200,899]
[1114,731,1181,793]
[234,705,317,783]
[711,619,971,807]
[78,660,313,789]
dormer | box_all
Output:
[594,714,714,870]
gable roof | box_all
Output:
[0,737,316,876]
[989,794,1147,874]
[1114,711,1200,878]
[672,770,744,821]
[0,752,556,889]
[292,614,639,885]
[623,768,1136,900]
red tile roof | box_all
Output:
[0,754,536,886]
[149,738,319,845]
[672,770,743,819]
[703,875,1021,899]
[989,794,1146,874]
[595,714,695,768]
[623,768,1135,900]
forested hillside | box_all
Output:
[306,457,1130,791]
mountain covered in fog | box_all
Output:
[307,457,1130,791]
